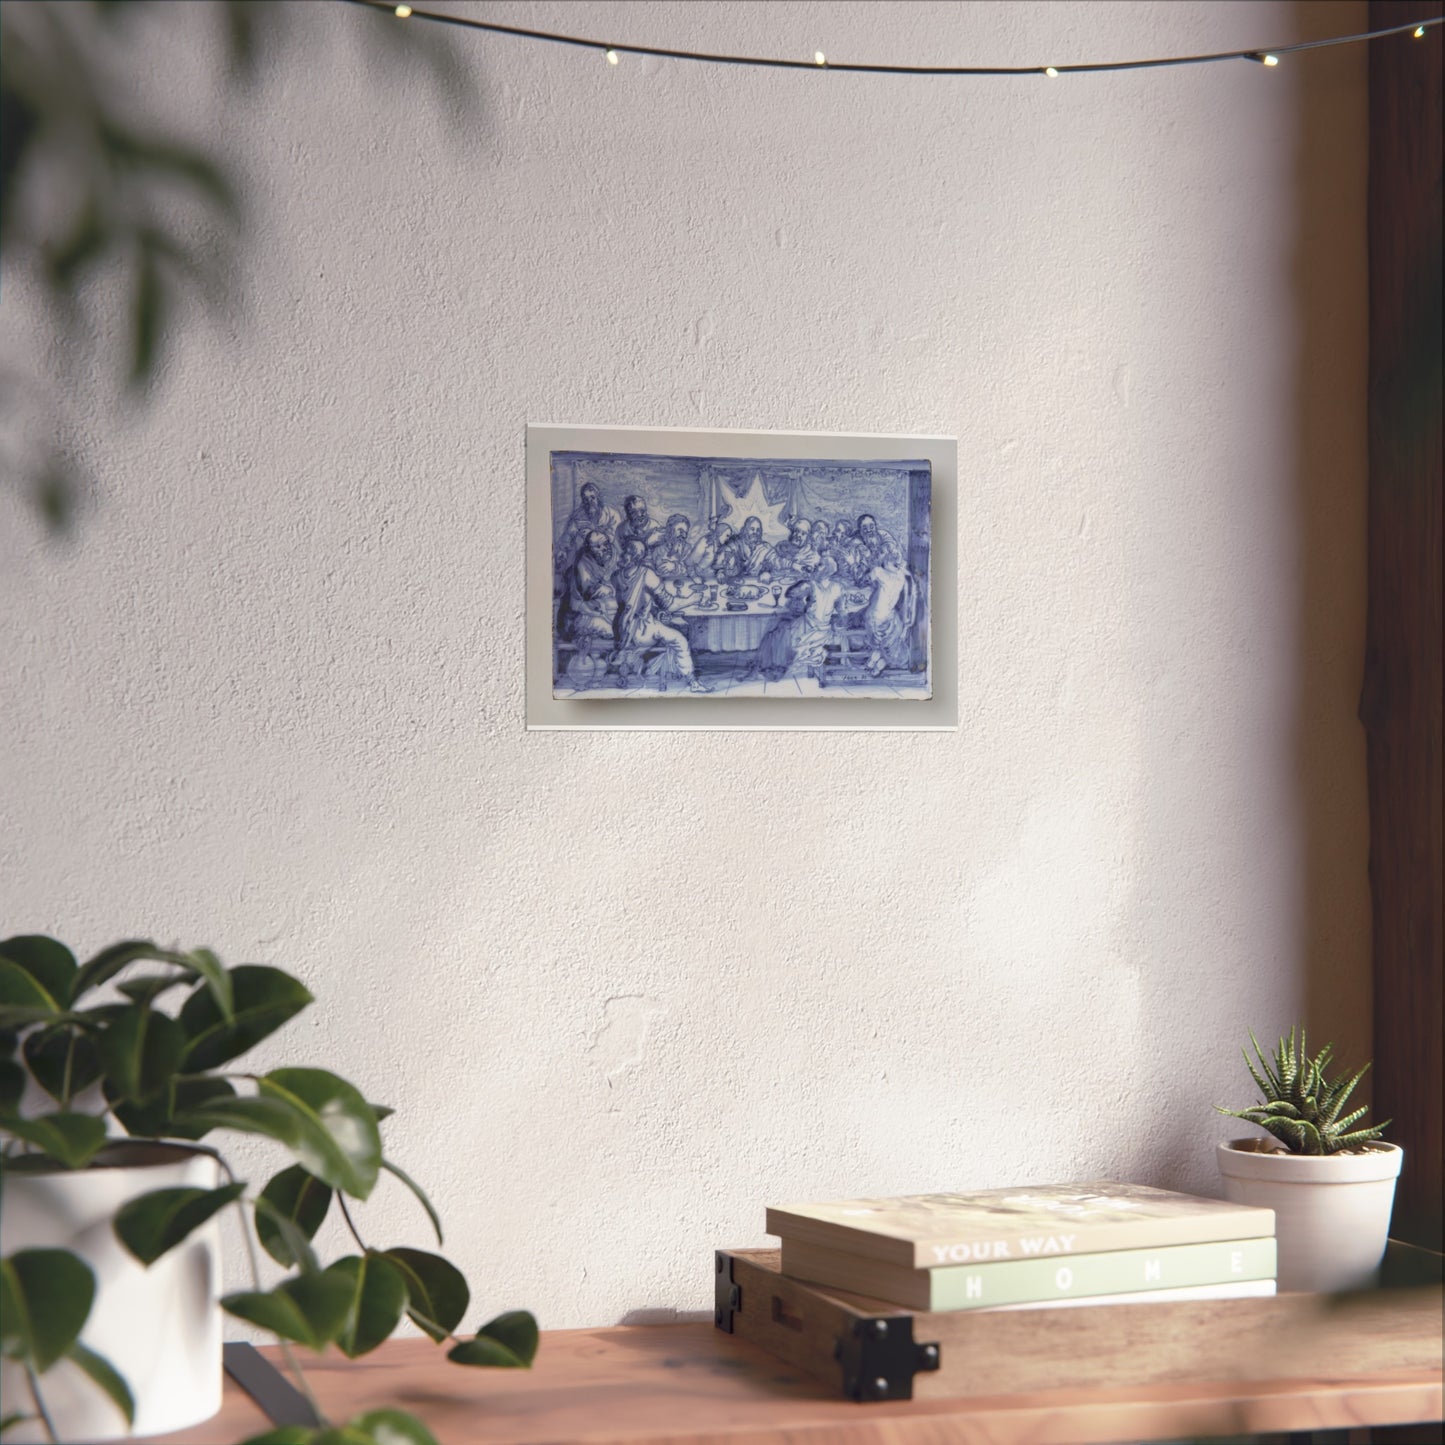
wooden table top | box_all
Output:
[149,1320,1443,1445]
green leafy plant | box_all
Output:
[1216,1025,1391,1156]
[0,935,535,1445]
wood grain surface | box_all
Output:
[144,1290,1442,1445]
[1365,0,1444,1261]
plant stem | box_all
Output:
[60,1031,77,1109]
[336,1194,367,1253]
[24,1364,57,1444]
[219,1157,326,1428]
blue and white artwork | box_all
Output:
[550,450,931,699]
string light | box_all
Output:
[339,2,1444,78]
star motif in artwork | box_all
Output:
[716,473,791,543]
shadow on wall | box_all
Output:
[1131,0,1373,1196]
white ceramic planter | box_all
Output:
[1216,1137,1403,1293]
[0,1141,224,1442]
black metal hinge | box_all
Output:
[833,1313,941,1401]
[714,1250,742,1332]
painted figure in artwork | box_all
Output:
[611,540,706,692]
[557,529,617,638]
[554,481,621,573]
[714,516,775,581]
[554,529,618,687]
[616,494,666,557]
[771,518,819,577]
[831,519,862,582]
[647,513,694,582]
[751,554,851,681]
[686,519,734,579]
[854,513,914,675]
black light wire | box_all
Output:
[338,2,1441,77]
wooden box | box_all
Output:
[715,1243,1445,1404]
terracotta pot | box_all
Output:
[1216,1137,1403,1293]
[0,1141,224,1441]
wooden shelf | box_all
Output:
[149,1317,1442,1445]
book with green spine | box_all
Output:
[766,1180,1274,1269]
[779,1234,1278,1311]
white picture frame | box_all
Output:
[526,423,957,730]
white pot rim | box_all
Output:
[1217,1137,1403,1184]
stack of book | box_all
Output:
[766,1181,1277,1312]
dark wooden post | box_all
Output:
[1364,0,1443,1262]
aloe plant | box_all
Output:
[1216,1025,1391,1156]
[0,935,536,1445]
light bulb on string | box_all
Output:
[339,2,1440,80]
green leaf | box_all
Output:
[382,1248,468,1342]
[71,941,174,1000]
[222,1272,353,1351]
[180,966,313,1071]
[0,1112,108,1168]
[370,1103,394,1122]
[256,1165,332,1268]
[252,1196,321,1276]
[23,1027,102,1103]
[258,1070,381,1201]
[310,1430,374,1445]
[0,938,76,1008]
[98,1006,187,1103]
[149,1076,240,1142]
[182,948,233,1023]
[116,975,191,1007]
[1332,1121,1392,1151]
[1,1414,36,1435]
[0,960,60,1027]
[0,1249,95,1371]
[327,1253,407,1359]
[0,1060,25,1114]
[67,1341,135,1426]
[238,1431,314,1445]
[0,1261,22,1359]
[380,1158,442,1246]
[351,1409,441,1445]
[447,1310,538,1369]
[113,1182,245,1265]
[108,1074,239,1141]
[178,1081,379,1200]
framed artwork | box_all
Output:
[526,425,957,730]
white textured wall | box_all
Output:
[0,1,1370,1331]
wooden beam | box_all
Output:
[1364,0,1444,1268]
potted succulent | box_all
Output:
[0,934,537,1444]
[1215,1025,1402,1293]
